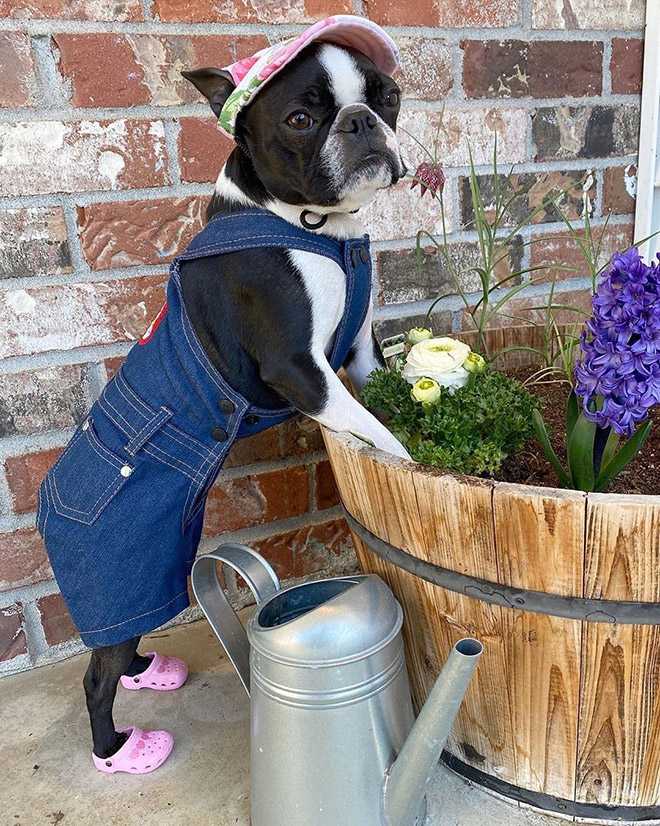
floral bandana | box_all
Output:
[218,15,399,138]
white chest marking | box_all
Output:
[288,249,346,359]
[319,44,366,108]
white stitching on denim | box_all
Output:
[79,589,189,635]
[125,407,172,455]
[50,465,123,523]
[141,445,201,483]
[102,390,206,481]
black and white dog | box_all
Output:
[84,41,410,763]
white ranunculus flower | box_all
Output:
[411,377,442,404]
[464,352,487,374]
[402,337,471,382]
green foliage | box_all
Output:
[361,367,538,476]
[533,393,653,492]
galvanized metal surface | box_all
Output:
[192,545,480,826]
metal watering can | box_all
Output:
[191,544,482,826]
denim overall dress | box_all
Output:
[37,209,372,648]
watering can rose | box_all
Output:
[402,337,471,392]
[411,377,442,404]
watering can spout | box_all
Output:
[384,638,483,826]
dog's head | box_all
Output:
[184,42,405,214]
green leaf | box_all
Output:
[594,421,652,492]
[532,410,571,488]
[567,412,597,491]
[599,428,620,471]
[566,392,579,442]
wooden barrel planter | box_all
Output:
[323,326,660,822]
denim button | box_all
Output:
[218,399,235,415]
[359,246,368,264]
[120,465,134,478]
[211,427,228,442]
[244,414,259,426]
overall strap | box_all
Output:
[176,209,348,268]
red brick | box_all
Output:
[529,223,635,284]
[462,40,602,99]
[0,32,36,108]
[0,275,167,359]
[532,0,644,30]
[0,207,72,280]
[0,120,169,197]
[395,38,452,100]
[78,197,206,270]
[54,33,269,109]
[364,0,520,27]
[611,39,644,95]
[0,364,90,438]
[5,448,62,515]
[37,593,78,646]
[54,34,147,108]
[0,602,26,662]
[603,165,637,215]
[315,460,340,510]
[152,0,351,23]
[0,0,142,21]
[224,428,283,469]
[104,356,125,380]
[178,117,234,184]
[0,529,51,592]
[250,518,353,582]
[203,465,309,537]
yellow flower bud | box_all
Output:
[464,352,487,374]
[411,377,442,404]
[406,327,434,345]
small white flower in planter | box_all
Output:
[411,377,442,404]
[402,336,471,393]
[406,327,434,345]
[464,352,487,374]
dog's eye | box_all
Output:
[385,90,400,107]
[286,111,314,131]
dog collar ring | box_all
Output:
[300,210,328,230]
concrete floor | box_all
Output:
[1,617,581,826]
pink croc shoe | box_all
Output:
[120,651,188,691]
[92,726,173,774]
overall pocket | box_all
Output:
[48,417,134,527]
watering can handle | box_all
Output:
[191,543,280,697]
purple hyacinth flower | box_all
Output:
[574,246,660,436]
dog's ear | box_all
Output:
[182,68,236,118]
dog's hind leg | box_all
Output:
[84,637,140,759]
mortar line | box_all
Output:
[0,18,645,39]
[0,94,643,124]
[602,37,613,97]
[30,32,65,106]
[21,599,50,662]
[60,196,91,274]
[162,117,183,186]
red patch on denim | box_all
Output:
[139,302,167,346]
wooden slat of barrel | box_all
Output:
[411,469,517,780]
[322,430,427,558]
[493,483,586,799]
[577,494,660,805]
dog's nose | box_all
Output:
[336,108,377,135]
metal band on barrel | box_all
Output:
[441,753,660,821]
[343,507,660,626]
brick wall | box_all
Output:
[0,0,646,674]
